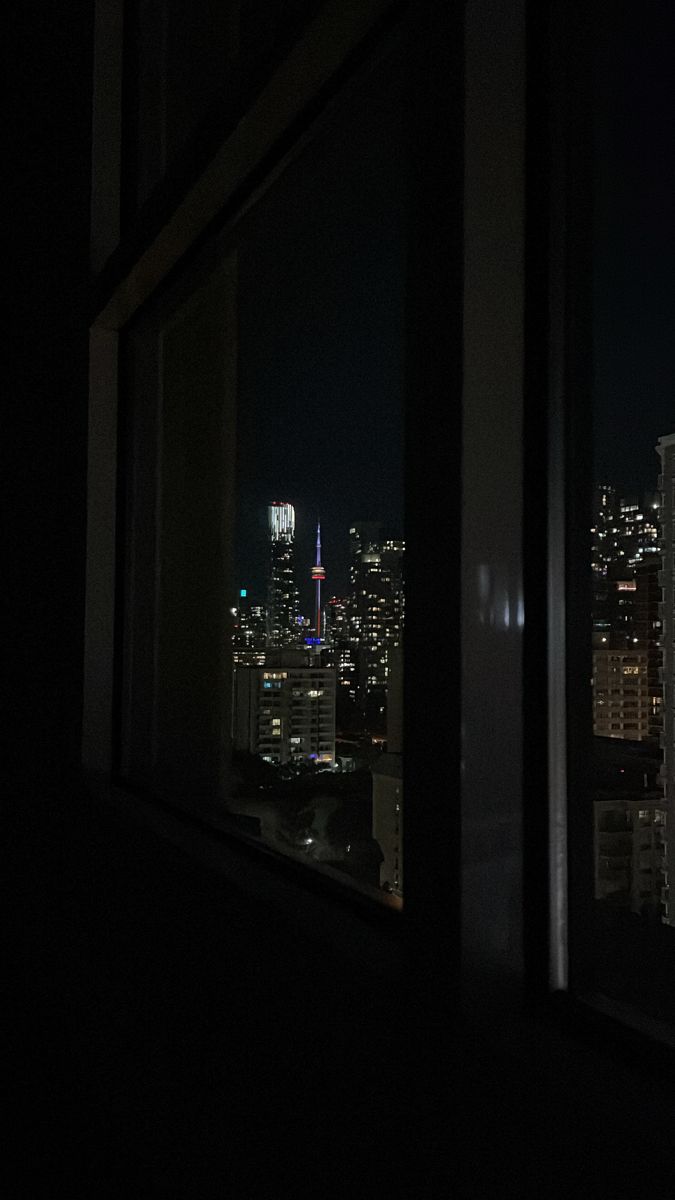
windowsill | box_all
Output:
[86,773,403,978]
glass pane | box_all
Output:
[228,43,406,902]
[122,0,316,218]
[124,0,239,212]
[119,264,238,804]
[585,0,675,1017]
[119,38,407,905]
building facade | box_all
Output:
[348,528,405,718]
[634,559,663,740]
[592,648,651,741]
[233,652,336,766]
[232,593,267,667]
[324,596,356,698]
[266,501,300,647]
[372,643,403,895]
[594,796,666,914]
[657,432,675,924]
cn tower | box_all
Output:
[311,522,326,640]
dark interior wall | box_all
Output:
[6,4,675,1193]
[7,3,93,799]
[6,6,94,1178]
[4,11,410,1187]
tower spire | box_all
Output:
[311,520,326,640]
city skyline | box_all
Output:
[235,498,404,616]
[233,49,406,611]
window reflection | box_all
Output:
[591,4,675,932]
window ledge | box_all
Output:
[87,774,403,979]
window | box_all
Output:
[120,0,316,224]
[563,0,675,1032]
[81,0,466,918]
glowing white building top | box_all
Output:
[268,501,295,542]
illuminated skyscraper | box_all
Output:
[657,433,675,924]
[266,501,300,647]
[634,559,663,740]
[324,596,356,698]
[349,528,405,719]
[232,589,267,667]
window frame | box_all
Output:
[524,0,675,1054]
[84,0,675,1069]
[84,0,463,988]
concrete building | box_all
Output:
[324,595,356,698]
[233,650,336,766]
[634,559,663,740]
[372,643,403,896]
[591,484,660,645]
[618,495,660,572]
[594,795,666,914]
[349,531,405,719]
[592,737,666,916]
[657,432,675,923]
[232,594,267,667]
[592,647,651,741]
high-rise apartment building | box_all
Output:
[266,501,300,647]
[594,797,666,913]
[618,495,660,571]
[348,526,405,717]
[232,650,336,766]
[592,484,659,592]
[657,433,675,924]
[324,596,356,697]
[592,737,666,918]
[232,592,267,667]
[591,484,661,734]
[592,648,651,741]
[634,559,663,740]
[591,483,619,582]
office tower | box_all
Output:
[591,483,619,582]
[593,737,666,915]
[618,495,660,571]
[592,486,660,642]
[266,501,300,647]
[232,649,336,766]
[347,523,381,700]
[591,486,662,742]
[350,533,405,718]
[634,559,663,740]
[324,596,356,697]
[657,433,675,924]
[232,590,267,667]
[372,642,403,895]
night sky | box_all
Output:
[593,3,675,496]
[235,47,406,612]
[232,6,675,612]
